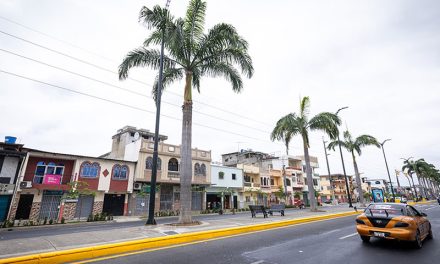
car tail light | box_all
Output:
[356,219,365,225]
[394,222,409,228]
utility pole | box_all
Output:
[335,106,352,207]
[322,137,336,204]
[146,0,171,225]
[380,139,395,200]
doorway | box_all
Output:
[103,194,125,216]
[15,194,33,220]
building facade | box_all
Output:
[319,174,354,203]
[206,165,243,209]
[0,141,26,222]
[106,126,212,214]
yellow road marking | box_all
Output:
[73,214,356,264]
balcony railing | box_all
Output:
[244,182,252,187]
[168,171,180,178]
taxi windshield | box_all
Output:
[365,204,405,216]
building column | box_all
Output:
[123,194,129,216]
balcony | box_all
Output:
[23,173,70,190]
[168,171,180,179]
[244,182,252,187]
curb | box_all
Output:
[0,211,360,264]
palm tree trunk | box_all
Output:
[351,152,365,207]
[302,137,317,211]
[409,174,418,200]
[179,73,193,224]
[415,174,425,199]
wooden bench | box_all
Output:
[248,205,268,218]
[269,204,285,216]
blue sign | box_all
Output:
[372,189,384,203]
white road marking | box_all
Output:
[425,206,438,211]
[320,229,341,236]
[251,260,264,264]
[299,250,303,253]
[339,232,358,240]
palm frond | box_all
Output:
[139,5,173,30]
[308,112,340,139]
[327,140,349,151]
[300,96,310,119]
[152,67,184,101]
[183,0,206,59]
[200,62,243,92]
[270,113,301,142]
[355,135,380,149]
[118,48,175,80]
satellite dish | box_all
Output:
[133,132,140,141]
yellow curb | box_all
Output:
[407,200,436,205]
[0,211,360,264]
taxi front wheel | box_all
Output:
[360,235,370,243]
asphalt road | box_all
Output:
[0,207,318,240]
[83,204,440,264]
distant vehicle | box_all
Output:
[294,199,305,209]
[355,203,432,248]
[395,197,407,203]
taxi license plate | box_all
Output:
[374,232,386,238]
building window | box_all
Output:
[286,179,291,186]
[244,175,251,182]
[112,164,129,180]
[146,157,161,170]
[313,179,318,186]
[245,196,251,202]
[270,178,275,186]
[200,164,206,176]
[146,157,153,170]
[80,162,100,178]
[194,163,201,175]
[268,164,273,169]
[232,173,236,180]
[218,171,224,180]
[168,158,179,172]
[33,161,64,184]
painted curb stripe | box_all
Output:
[0,211,360,264]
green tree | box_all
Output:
[271,97,340,211]
[328,131,380,207]
[118,0,253,224]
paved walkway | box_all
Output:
[0,205,356,259]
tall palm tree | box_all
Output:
[402,158,430,199]
[271,97,340,211]
[118,0,253,224]
[328,131,380,207]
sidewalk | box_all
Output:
[0,206,355,259]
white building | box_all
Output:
[206,165,243,209]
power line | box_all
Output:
[0,15,115,63]
[0,69,300,150]
[0,48,270,134]
[0,29,272,127]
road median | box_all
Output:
[0,210,359,264]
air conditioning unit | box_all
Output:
[133,182,143,190]
[20,181,32,189]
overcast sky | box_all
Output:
[1,0,439,187]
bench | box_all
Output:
[248,205,268,218]
[268,204,285,216]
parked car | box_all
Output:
[355,203,432,248]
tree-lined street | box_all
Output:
[87,204,440,264]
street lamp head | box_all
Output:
[336,106,349,115]
[381,138,391,146]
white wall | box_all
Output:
[210,165,243,188]
[123,139,142,162]
[0,156,19,184]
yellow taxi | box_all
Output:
[356,203,432,248]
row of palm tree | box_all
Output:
[402,158,440,200]
[270,97,380,209]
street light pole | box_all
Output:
[322,137,335,203]
[335,106,352,207]
[146,0,171,225]
[380,139,395,201]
